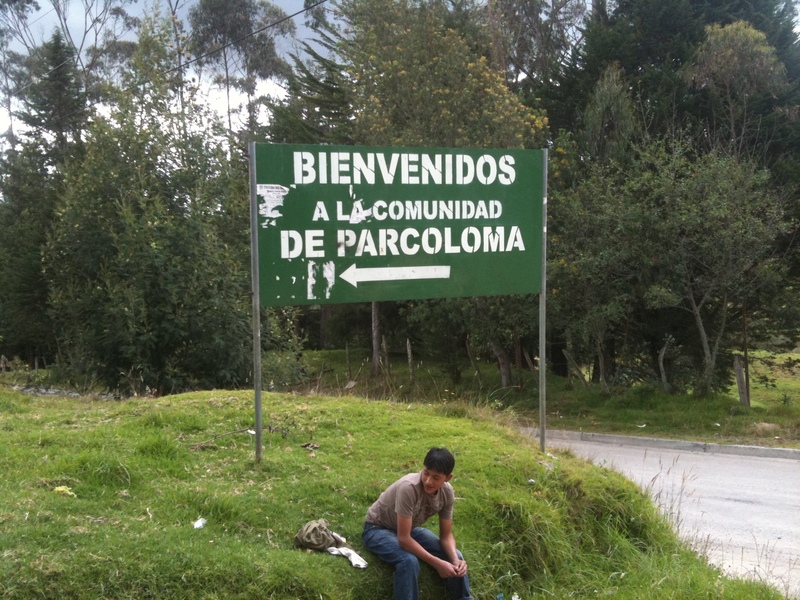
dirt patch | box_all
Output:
[749,422,782,437]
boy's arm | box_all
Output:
[396,515,461,579]
[439,518,468,577]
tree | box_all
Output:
[1,0,140,95]
[491,0,586,91]
[268,38,354,146]
[340,0,547,150]
[691,0,800,80]
[0,144,58,365]
[0,30,88,366]
[684,21,788,157]
[578,62,638,164]
[331,0,548,387]
[46,0,140,81]
[188,0,294,132]
[548,0,704,137]
[43,16,253,394]
[547,0,799,142]
[0,0,40,53]
[641,144,788,395]
[0,26,16,144]
[14,30,86,163]
[552,137,790,395]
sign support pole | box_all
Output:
[539,150,548,453]
[248,142,263,462]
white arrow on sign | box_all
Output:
[340,264,451,288]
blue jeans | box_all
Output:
[362,522,473,600]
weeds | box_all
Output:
[0,388,787,599]
[294,350,799,449]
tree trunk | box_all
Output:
[381,335,390,376]
[562,349,589,389]
[523,348,538,383]
[658,338,672,394]
[371,301,381,377]
[223,50,233,132]
[407,338,415,385]
[465,337,483,387]
[595,337,610,395]
[487,0,506,71]
[513,327,522,370]
[734,355,749,407]
[489,338,513,388]
[742,302,751,406]
[549,338,569,377]
[687,286,728,396]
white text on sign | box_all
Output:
[294,151,516,186]
[280,226,525,259]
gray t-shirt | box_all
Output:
[365,472,455,530]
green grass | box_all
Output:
[297,349,800,449]
[0,386,787,599]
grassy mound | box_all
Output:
[0,388,784,599]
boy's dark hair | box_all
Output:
[424,447,455,475]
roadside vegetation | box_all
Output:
[5,347,799,450]
[288,349,800,450]
[2,0,800,407]
[1,0,799,596]
[0,385,788,599]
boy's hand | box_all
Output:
[435,558,468,579]
[453,558,468,578]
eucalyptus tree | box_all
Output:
[0,0,140,85]
[339,0,548,385]
[490,0,586,95]
[0,26,15,143]
[49,0,140,76]
[0,0,40,53]
[0,0,36,145]
[188,0,294,133]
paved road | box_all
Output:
[538,432,800,598]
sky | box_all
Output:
[1,0,318,138]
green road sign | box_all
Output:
[251,143,545,306]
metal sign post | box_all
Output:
[248,143,263,462]
[539,150,548,453]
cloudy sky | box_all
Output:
[1,0,318,137]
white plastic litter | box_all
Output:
[193,518,207,529]
[326,546,368,569]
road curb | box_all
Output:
[519,428,800,460]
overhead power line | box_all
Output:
[9,0,329,105]
[164,0,330,75]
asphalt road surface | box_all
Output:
[543,434,800,598]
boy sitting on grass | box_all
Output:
[362,447,473,600]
